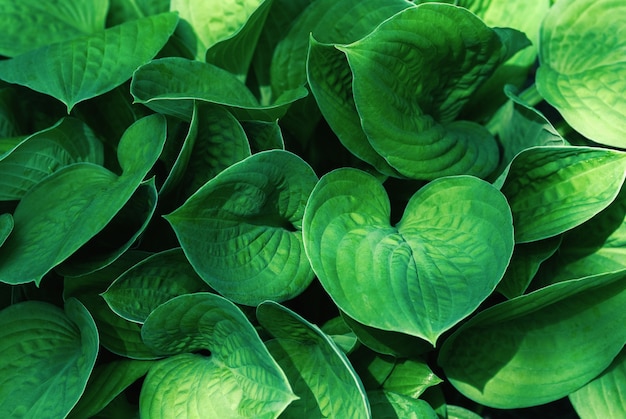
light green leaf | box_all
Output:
[0,114,166,285]
[368,391,438,419]
[439,270,626,408]
[333,3,522,180]
[303,168,514,344]
[166,150,317,306]
[205,0,274,80]
[140,293,296,418]
[0,213,12,247]
[131,57,307,121]
[534,184,626,286]
[171,0,264,61]
[0,0,108,57]
[0,13,179,112]
[103,248,210,323]
[0,117,103,200]
[0,299,99,418]
[257,301,370,418]
[67,359,155,419]
[382,359,443,399]
[569,347,626,419]
[320,316,358,354]
[446,405,484,419]
[500,146,626,243]
[536,0,626,148]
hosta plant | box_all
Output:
[1,0,625,418]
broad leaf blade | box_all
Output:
[0,213,12,247]
[0,117,103,200]
[257,301,370,418]
[303,168,514,344]
[166,150,317,306]
[0,299,99,418]
[103,248,210,323]
[536,0,626,148]
[439,270,626,408]
[0,0,108,56]
[368,390,439,419]
[0,114,166,285]
[140,293,296,418]
[0,13,179,112]
[569,347,626,419]
[501,146,626,243]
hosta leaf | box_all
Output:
[171,0,265,61]
[0,88,22,137]
[257,301,370,418]
[534,184,626,286]
[0,0,108,57]
[106,0,170,26]
[0,299,98,418]
[55,179,158,277]
[241,120,284,152]
[67,359,155,419]
[382,359,443,399]
[303,168,514,344]
[0,114,166,285]
[569,347,626,419]
[0,13,179,112]
[140,293,296,418]
[500,146,626,243]
[334,4,523,180]
[321,316,358,354]
[103,248,210,323]
[439,270,626,408]
[368,391,438,419]
[0,117,103,200]
[536,0,626,148]
[131,57,307,121]
[205,0,274,80]
[165,150,317,306]
[0,213,12,247]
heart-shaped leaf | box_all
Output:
[0,13,179,112]
[303,168,514,344]
[500,146,626,243]
[103,248,211,323]
[439,270,626,408]
[0,0,108,57]
[0,213,12,247]
[569,346,626,419]
[0,298,99,418]
[0,117,103,200]
[0,114,166,285]
[165,150,318,306]
[368,390,439,419]
[257,301,370,418]
[536,0,626,148]
[140,293,296,418]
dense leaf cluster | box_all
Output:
[0,0,625,418]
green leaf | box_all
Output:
[0,13,179,112]
[131,57,308,121]
[241,119,285,152]
[0,114,166,285]
[320,316,358,354]
[55,179,158,277]
[333,3,518,180]
[500,146,626,243]
[534,184,626,286]
[140,293,296,418]
[0,299,99,418]
[0,117,103,200]
[367,390,438,419]
[303,168,514,344]
[382,359,443,399]
[103,248,210,323]
[569,347,626,419]
[536,0,626,148]
[257,301,370,418]
[439,270,626,408]
[205,0,274,80]
[0,213,12,247]
[67,359,155,419]
[171,0,265,61]
[0,0,108,57]
[0,88,23,137]
[166,150,317,306]
[446,405,484,419]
